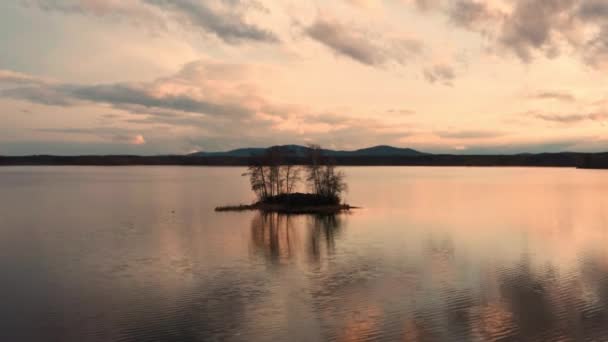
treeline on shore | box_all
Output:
[2,152,608,168]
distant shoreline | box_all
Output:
[1,153,608,169]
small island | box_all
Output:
[215,145,357,214]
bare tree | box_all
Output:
[245,161,268,200]
[316,164,347,201]
[244,147,302,201]
[282,163,301,194]
[305,145,347,202]
[305,144,323,194]
[266,147,283,197]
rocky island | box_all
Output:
[215,145,356,214]
[215,193,356,214]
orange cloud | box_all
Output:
[131,134,146,145]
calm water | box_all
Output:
[1,166,608,341]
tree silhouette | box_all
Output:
[244,145,346,204]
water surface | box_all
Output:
[1,166,608,341]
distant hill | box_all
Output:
[3,151,608,168]
[189,145,428,158]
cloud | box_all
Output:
[436,130,505,139]
[0,70,49,86]
[1,62,415,153]
[498,0,581,62]
[413,0,442,12]
[0,140,161,155]
[401,132,608,154]
[447,0,499,30]
[448,0,582,62]
[444,138,590,154]
[305,18,378,65]
[344,0,383,10]
[528,91,576,102]
[132,134,146,145]
[579,0,608,18]
[531,111,608,123]
[387,109,416,115]
[36,127,148,145]
[0,60,265,119]
[304,17,423,66]
[143,0,278,44]
[443,0,582,62]
[23,0,168,29]
[25,0,278,44]
[2,83,254,118]
[424,0,608,67]
[423,64,455,85]
[584,25,608,68]
[579,1,608,68]
[1,86,75,106]
[70,83,254,118]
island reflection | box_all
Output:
[249,212,344,265]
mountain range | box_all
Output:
[3,146,608,168]
[189,145,427,158]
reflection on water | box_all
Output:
[250,213,343,265]
[1,166,608,341]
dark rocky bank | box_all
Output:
[215,193,357,214]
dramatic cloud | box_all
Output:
[3,0,608,154]
[3,82,255,118]
[143,0,278,43]
[423,64,455,85]
[439,0,608,67]
[584,25,608,68]
[447,0,499,30]
[71,84,254,118]
[305,17,423,66]
[0,62,413,153]
[445,0,579,61]
[25,0,278,44]
[579,0,608,67]
[0,60,268,119]
[498,0,580,62]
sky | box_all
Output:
[1,0,608,155]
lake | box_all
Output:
[1,166,608,341]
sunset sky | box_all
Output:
[1,0,608,155]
